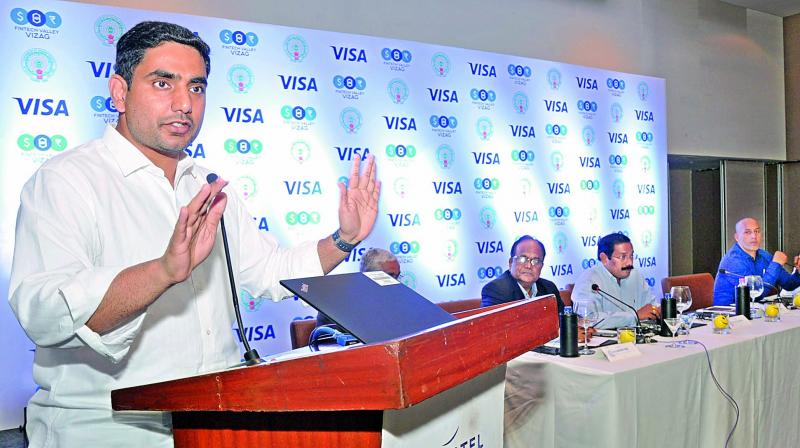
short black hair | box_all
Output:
[510,235,546,259]
[115,21,210,88]
[597,232,631,259]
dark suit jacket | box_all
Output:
[481,270,564,314]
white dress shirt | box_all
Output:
[8,126,323,447]
[571,263,658,329]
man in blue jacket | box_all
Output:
[713,217,800,305]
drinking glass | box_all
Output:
[745,275,764,319]
[671,286,693,334]
[574,300,599,355]
[664,317,683,348]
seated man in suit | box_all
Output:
[713,217,800,305]
[481,235,564,312]
[316,248,400,327]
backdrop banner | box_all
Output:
[0,0,667,428]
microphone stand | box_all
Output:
[591,284,647,344]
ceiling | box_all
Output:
[720,0,800,17]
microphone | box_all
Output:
[718,269,777,296]
[591,284,643,341]
[207,173,262,366]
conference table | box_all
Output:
[504,310,800,447]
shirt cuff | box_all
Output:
[75,312,146,363]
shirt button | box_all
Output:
[206,329,211,335]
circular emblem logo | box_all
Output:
[476,117,494,141]
[512,92,529,114]
[551,151,565,171]
[479,207,497,229]
[638,81,649,101]
[291,141,311,164]
[582,126,596,146]
[94,15,125,47]
[284,34,308,62]
[553,232,568,254]
[610,102,624,123]
[387,79,409,105]
[22,48,56,82]
[340,107,363,134]
[547,68,562,90]
[431,52,451,77]
[436,144,455,169]
[227,65,254,94]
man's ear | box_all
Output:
[599,253,609,263]
[108,74,128,113]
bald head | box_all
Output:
[734,217,761,256]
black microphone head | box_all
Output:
[206,173,218,184]
[591,284,600,291]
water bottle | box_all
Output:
[559,306,579,357]
[660,293,676,337]
[736,279,751,320]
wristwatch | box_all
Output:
[332,229,359,252]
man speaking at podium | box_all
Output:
[8,21,380,446]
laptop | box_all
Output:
[280,272,456,344]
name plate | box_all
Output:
[729,314,750,328]
[601,342,641,362]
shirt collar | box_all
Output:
[101,125,197,181]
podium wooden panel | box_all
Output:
[112,296,559,447]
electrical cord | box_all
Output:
[676,339,740,448]
[308,325,357,351]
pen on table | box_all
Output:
[590,318,605,328]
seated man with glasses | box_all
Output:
[571,232,660,329]
[481,235,565,313]
[316,248,401,328]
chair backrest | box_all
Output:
[661,273,714,311]
[289,298,483,349]
[560,288,572,308]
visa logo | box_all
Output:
[635,109,654,121]
[278,75,318,91]
[15,97,69,116]
[510,125,536,138]
[330,46,367,62]
[609,208,631,220]
[335,146,370,161]
[383,116,417,130]
[427,88,459,103]
[608,132,628,144]
[637,184,656,194]
[234,325,276,342]
[252,216,269,232]
[284,180,322,195]
[344,247,367,262]
[547,182,571,194]
[432,181,462,194]
[579,156,600,168]
[544,100,568,113]
[436,273,466,287]
[550,264,574,276]
[580,235,603,247]
[475,241,504,254]
[576,77,598,90]
[472,152,500,165]
[468,62,497,77]
[388,213,421,227]
[638,257,657,268]
[514,211,538,223]
[222,107,264,123]
[87,61,114,78]
[183,143,206,159]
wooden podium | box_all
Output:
[112,296,558,447]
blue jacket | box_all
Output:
[713,243,800,305]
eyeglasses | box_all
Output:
[512,255,544,266]
[611,252,637,262]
